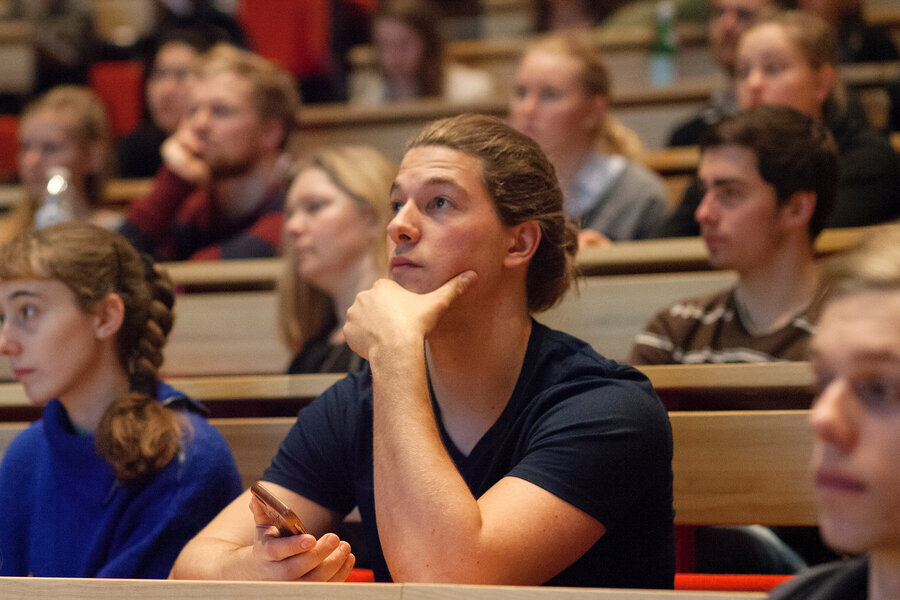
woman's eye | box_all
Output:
[390,200,403,213]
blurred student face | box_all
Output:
[736,23,834,120]
[709,0,771,74]
[18,110,95,201]
[284,167,379,294]
[695,144,790,274]
[146,41,201,133]
[809,289,900,556]
[387,146,513,298]
[510,48,604,161]
[0,278,106,407]
[374,16,426,85]
[184,71,278,177]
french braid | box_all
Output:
[0,223,185,481]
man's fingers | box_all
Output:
[429,270,478,306]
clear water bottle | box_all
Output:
[650,0,678,86]
[34,166,76,229]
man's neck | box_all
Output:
[211,153,282,221]
[424,293,533,455]
[735,243,819,336]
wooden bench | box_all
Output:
[0,407,817,527]
[0,362,815,424]
[0,576,766,600]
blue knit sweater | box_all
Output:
[0,383,242,577]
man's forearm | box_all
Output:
[369,352,484,582]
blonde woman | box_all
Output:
[279,146,396,373]
[510,33,670,245]
[2,86,120,244]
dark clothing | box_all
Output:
[836,16,899,64]
[115,122,167,179]
[119,166,284,261]
[660,101,900,237]
[0,383,242,578]
[768,556,868,600]
[824,102,899,227]
[265,321,675,588]
[286,327,365,374]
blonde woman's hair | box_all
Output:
[2,86,111,244]
[278,146,396,354]
[0,223,184,481]
[524,33,646,161]
[745,11,846,117]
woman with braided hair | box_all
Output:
[0,223,242,578]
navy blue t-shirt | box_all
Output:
[264,321,674,588]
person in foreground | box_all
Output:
[171,113,675,587]
[0,223,242,577]
[768,223,900,600]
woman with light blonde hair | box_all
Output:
[510,33,670,245]
[2,85,121,244]
[279,145,396,373]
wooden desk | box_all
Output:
[0,362,814,420]
[0,577,765,600]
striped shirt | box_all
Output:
[628,288,821,366]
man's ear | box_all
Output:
[504,220,542,268]
[93,293,125,341]
[782,190,816,230]
[259,119,287,153]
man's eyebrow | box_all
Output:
[7,290,40,302]
[703,176,746,188]
[391,177,463,194]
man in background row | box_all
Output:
[120,43,299,261]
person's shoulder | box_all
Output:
[1,419,45,466]
[619,158,668,198]
[305,367,375,417]
[769,556,868,600]
[533,323,656,392]
[667,114,708,147]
